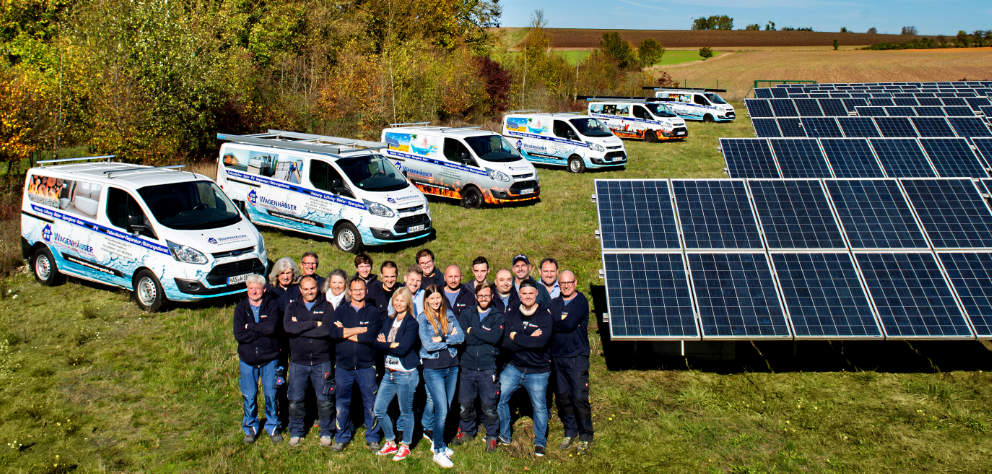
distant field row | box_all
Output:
[495,28,925,48]
[503,48,720,66]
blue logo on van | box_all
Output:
[42,224,52,242]
[247,189,258,205]
[208,237,218,245]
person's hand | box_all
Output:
[466,327,472,334]
[561,314,567,320]
[377,333,386,343]
[389,342,399,349]
[347,335,359,342]
[291,317,298,322]
[509,331,517,340]
[432,336,443,343]
[450,328,458,335]
[334,321,344,328]
[531,328,542,337]
[244,324,249,329]
[358,327,368,333]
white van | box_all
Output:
[20,156,267,311]
[216,130,432,253]
[586,98,688,141]
[650,88,736,122]
[501,113,627,173]
[380,124,539,207]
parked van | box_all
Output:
[650,88,736,122]
[586,98,688,141]
[216,130,431,253]
[380,124,539,208]
[21,156,267,311]
[501,112,627,173]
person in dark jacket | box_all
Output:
[371,287,421,461]
[443,264,476,318]
[354,252,379,288]
[266,256,300,310]
[417,248,445,289]
[368,260,399,312]
[282,251,325,305]
[511,254,550,307]
[234,275,283,444]
[452,282,504,451]
[283,275,336,447]
[492,268,518,314]
[496,280,553,457]
[549,270,594,453]
[328,277,383,451]
[418,285,464,469]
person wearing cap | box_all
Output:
[511,254,550,307]
[417,248,446,289]
[496,279,553,457]
[549,270,594,454]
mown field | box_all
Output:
[1,96,991,472]
[495,28,920,48]
[504,48,721,67]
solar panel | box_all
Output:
[777,118,806,137]
[942,97,967,106]
[672,180,763,249]
[770,139,832,178]
[817,98,847,116]
[910,117,955,137]
[856,106,888,117]
[980,106,992,119]
[869,138,937,177]
[603,253,698,339]
[770,99,799,117]
[893,97,919,106]
[838,117,882,137]
[900,178,992,249]
[688,252,791,338]
[944,106,977,117]
[842,98,868,112]
[721,138,780,178]
[886,106,917,117]
[748,179,845,249]
[914,106,945,117]
[770,88,789,98]
[755,88,773,98]
[794,98,823,116]
[753,118,782,137]
[966,97,991,110]
[595,180,680,250]
[771,252,882,338]
[802,117,844,137]
[855,252,972,338]
[949,117,992,138]
[875,117,919,137]
[868,97,895,107]
[919,138,988,178]
[918,97,943,106]
[973,138,992,165]
[745,99,774,118]
[825,179,928,249]
[938,252,992,338]
[820,138,885,177]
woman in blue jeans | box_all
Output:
[372,288,421,461]
[417,285,464,469]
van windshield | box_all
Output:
[645,103,677,117]
[336,154,409,192]
[138,180,242,230]
[464,135,523,163]
[569,118,614,137]
[705,93,727,105]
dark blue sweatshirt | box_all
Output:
[549,292,590,358]
[457,305,504,371]
[502,303,553,372]
[492,287,519,315]
[372,314,421,371]
[330,302,383,370]
[233,294,282,366]
[282,297,333,365]
[443,284,477,318]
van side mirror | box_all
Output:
[127,214,148,235]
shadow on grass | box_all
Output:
[589,284,992,374]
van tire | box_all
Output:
[461,186,483,209]
[645,131,657,143]
[334,222,363,253]
[133,269,165,312]
[32,246,64,286]
[703,114,714,122]
[568,155,585,173]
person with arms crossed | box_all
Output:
[418,285,465,468]
[549,270,594,453]
[452,282,504,452]
[372,288,421,461]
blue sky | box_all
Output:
[498,0,992,36]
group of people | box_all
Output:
[234,249,594,467]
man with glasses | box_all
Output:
[416,248,445,289]
[284,252,325,305]
[549,270,593,454]
[453,282,504,451]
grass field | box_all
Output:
[494,28,919,48]
[2,103,991,472]
[555,48,720,66]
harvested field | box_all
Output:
[496,27,924,48]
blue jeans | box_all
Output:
[422,366,458,453]
[335,366,381,444]
[239,359,279,436]
[497,363,550,447]
[287,361,334,438]
[554,356,594,440]
[458,368,499,438]
[374,369,419,445]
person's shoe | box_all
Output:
[575,440,591,454]
[423,430,434,450]
[331,441,346,452]
[376,440,397,456]
[367,441,382,452]
[392,444,411,461]
[269,432,283,444]
[559,436,575,450]
[498,436,512,446]
[288,436,302,447]
[320,435,332,447]
[451,430,474,446]
[534,445,545,457]
[242,432,257,444]
[444,446,454,457]
[486,438,498,452]
[432,451,454,469]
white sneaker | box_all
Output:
[289,436,302,447]
[444,446,453,457]
[320,435,332,447]
[432,451,454,469]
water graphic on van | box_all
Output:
[384,132,412,152]
[506,117,528,132]
[410,135,437,156]
[526,118,549,134]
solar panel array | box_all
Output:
[595,177,990,341]
[748,116,992,139]
[746,98,984,118]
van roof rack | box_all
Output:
[508,109,541,114]
[388,121,432,127]
[643,86,728,93]
[104,165,186,178]
[439,126,482,132]
[217,130,385,156]
[38,155,115,167]
[578,95,674,102]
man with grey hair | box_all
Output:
[233,274,283,444]
[549,269,593,453]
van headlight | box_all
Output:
[486,168,511,182]
[167,240,208,265]
[363,200,395,218]
[589,143,605,152]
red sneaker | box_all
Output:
[392,444,411,461]
[377,440,398,456]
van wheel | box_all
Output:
[32,246,64,286]
[133,269,165,312]
[703,114,714,122]
[568,155,585,173]
[334,222,363,253]
[461,186,483,209]
[645,131,657,143]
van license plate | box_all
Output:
[677,130,686,135]
[408,224,425,233]
[228,274,250,285]
[520,188,534,195]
